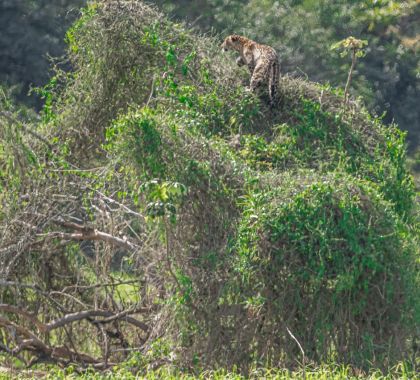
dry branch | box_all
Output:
[0,316,49,352]
[47,309,149,332]
[0,305,149,367]
[0,305,149,333]
[94,189,145,218]
[48,218,139,250]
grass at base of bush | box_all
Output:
[0,362,418,380]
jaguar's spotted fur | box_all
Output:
[221,34,280,108]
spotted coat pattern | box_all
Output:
[221,34,279,107]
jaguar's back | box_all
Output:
[221,34,279,108]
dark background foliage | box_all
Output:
[0,0,85,108]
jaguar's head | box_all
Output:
[221,35,242,51]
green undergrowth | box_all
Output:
[1,0,418,374]
[1,363,418,380]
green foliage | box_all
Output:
[1,362,417,379]
[106,109,165,178]
[141,179,187,222]
[331,37,368,58]
[153,0,420,150]
[252,83,415,218]
[231,171,418,364]
[0,1,418,376]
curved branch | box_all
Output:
[0,316,50,352]
[0,304,46,332]
[46,309,149,332]
[0,304,149,333]
[50,218,139,251]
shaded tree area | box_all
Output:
[0,0,85,109]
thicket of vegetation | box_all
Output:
[0,0,419,377]
[2,0,418,152]
[156,0,420,151]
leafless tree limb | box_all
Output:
[0,305,46,332]
[48,218,139,251]
[47,309,149,332]
[0,316,49,352]
[0,304,150,368]
[94,189,145,219]
[0,305,149,333]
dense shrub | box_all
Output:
[0,0,418,373]
[229,172,417,366]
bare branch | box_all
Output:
[46,309,149,332]
[49,218,139,250]
[94,189,145,218]
[0,304,46,332]
[0,304,149,333]
[61,280,139,292]
[0,316,50,352]
[50,346,102,365]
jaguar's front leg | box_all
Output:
[236,56,246,67]
[249,62,268,92]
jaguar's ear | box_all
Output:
[231,35,239,42]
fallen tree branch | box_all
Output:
[49,218,139,251]
[0,306,149,368]
[50,346,102,364]
[0,304,149,333]
[47,309,149,332]
[0,317,114,368]
[0,316,49,352]
[0,304,46,332]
